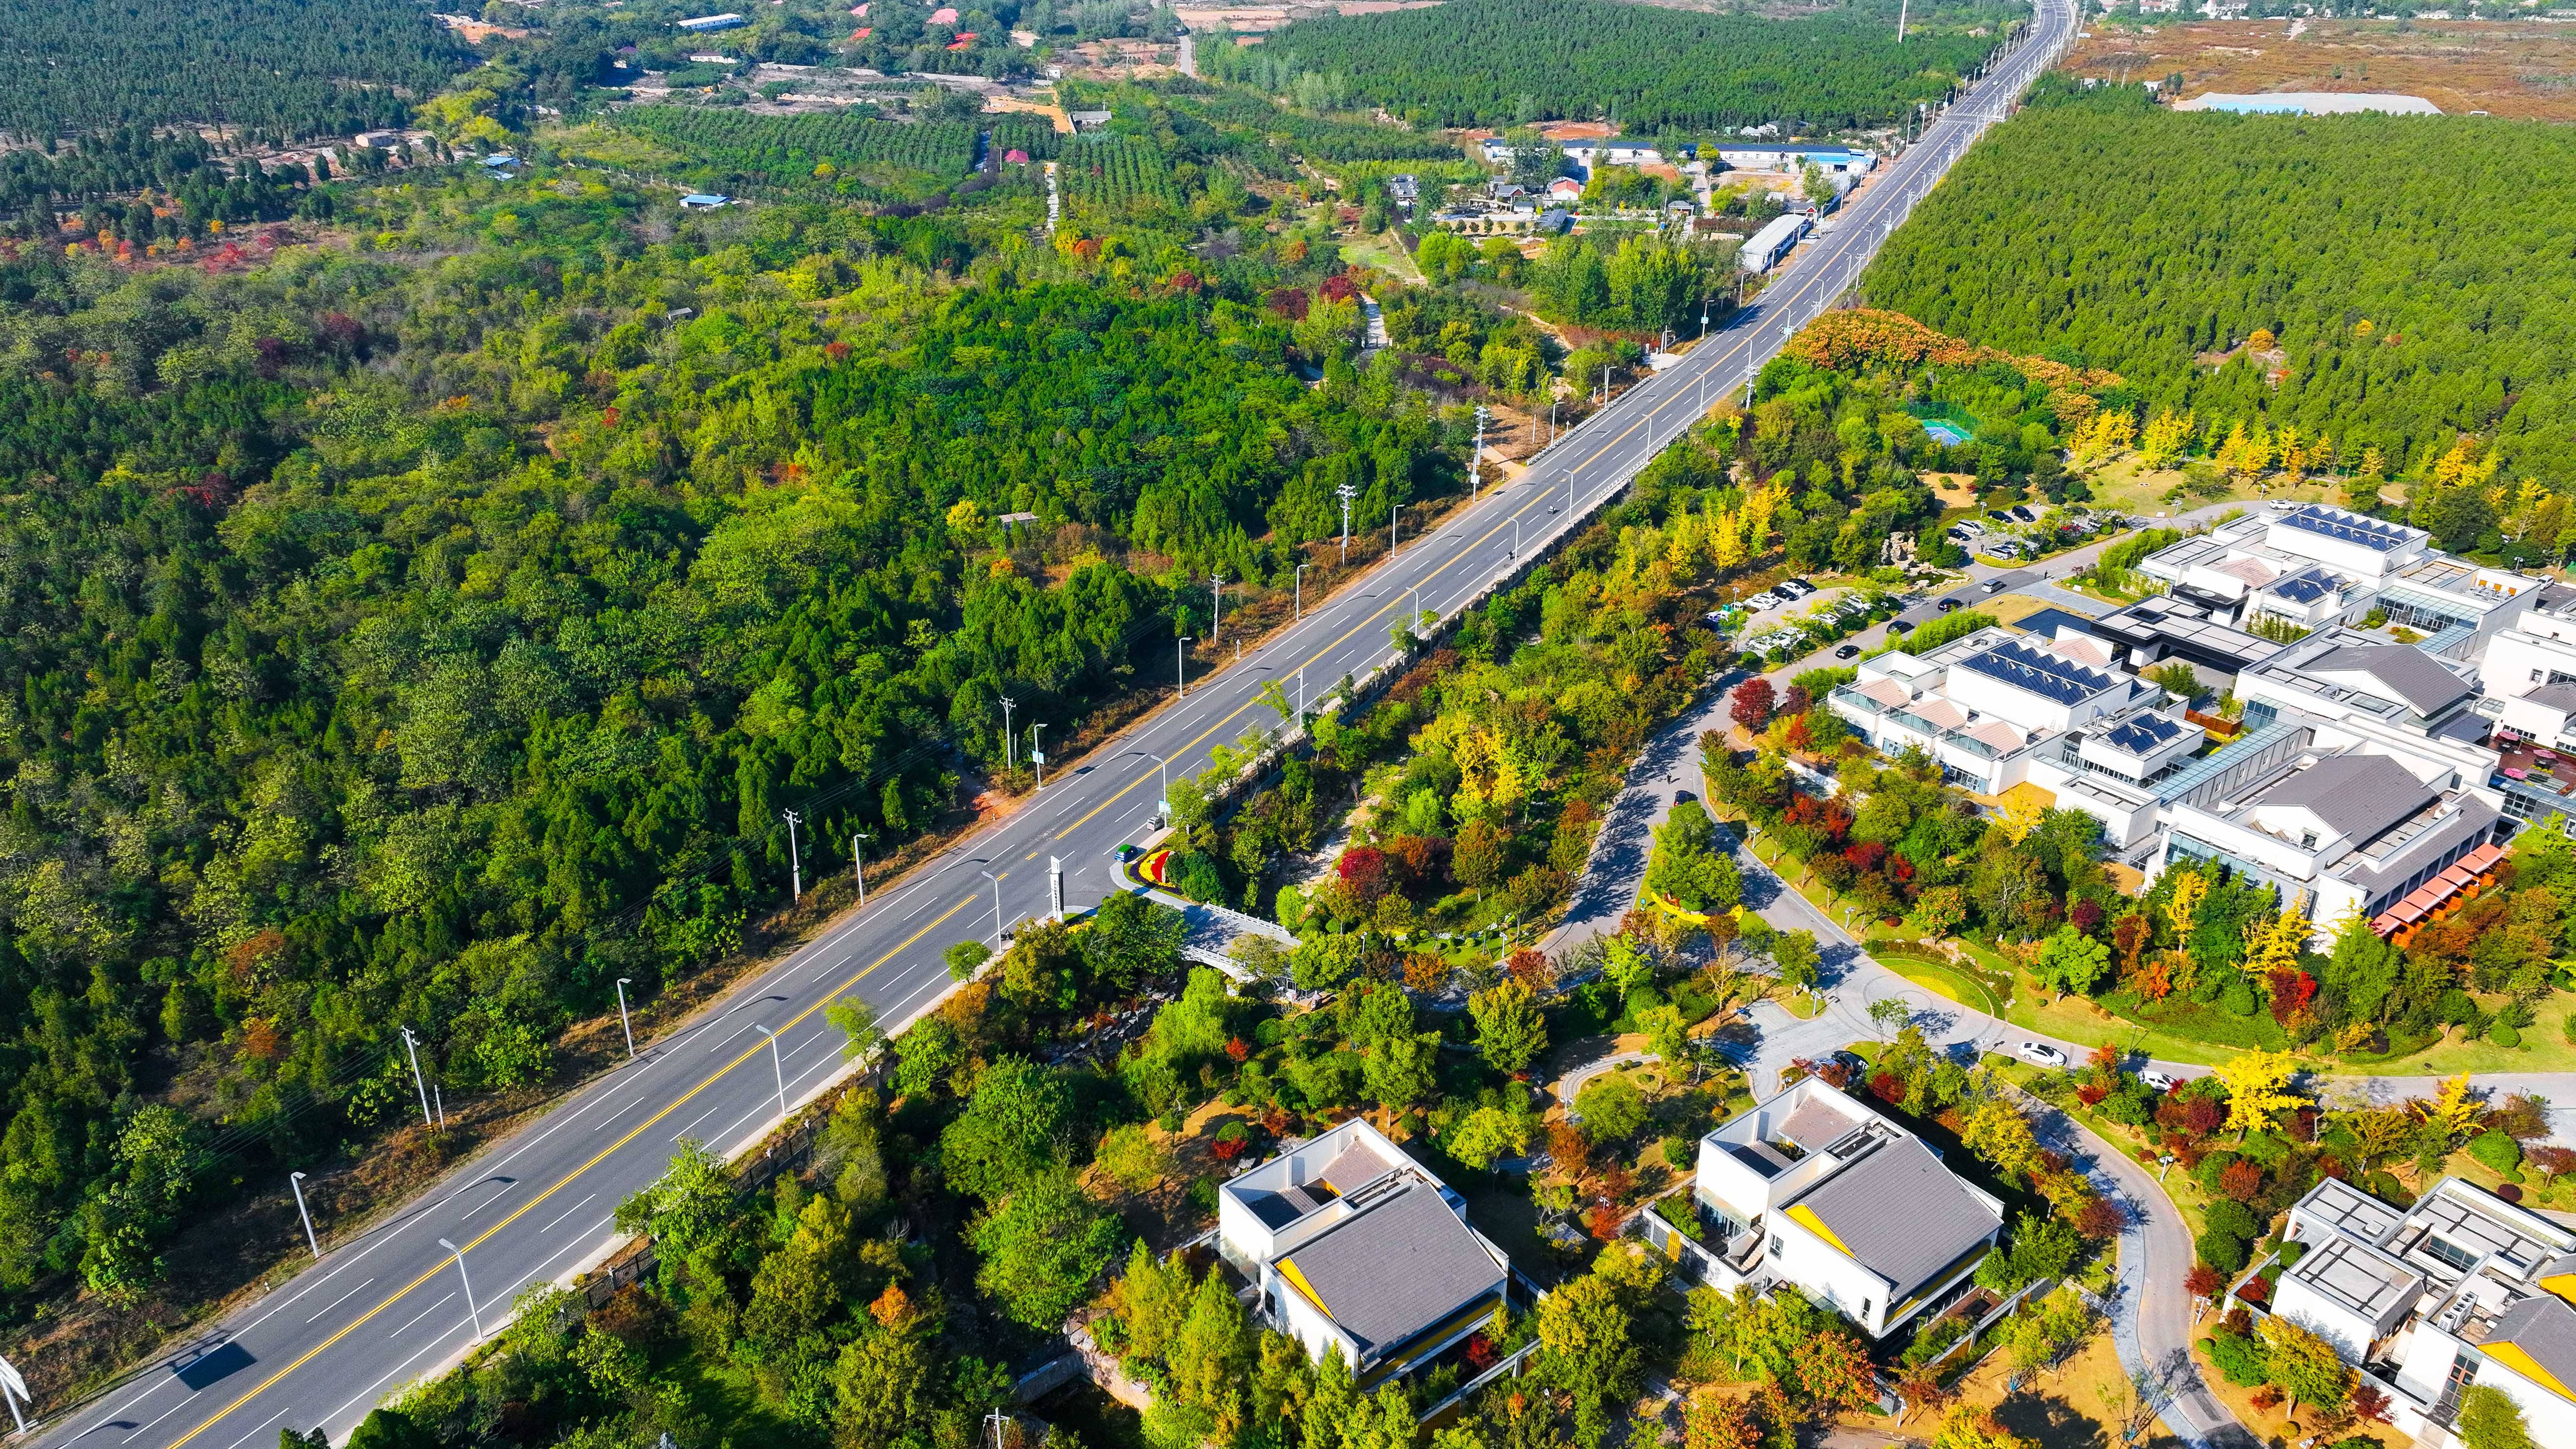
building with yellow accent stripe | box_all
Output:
[1216,1117,1523,1389]
[1637,1077,2003,1340]
[2273,1175,2576,1449]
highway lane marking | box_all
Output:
[668,1099,726,1143]
[534,1194,595,1235]
[385,1293,455,1342]
[303,1281,374,1326]
[214,1411,288,1449]
[335,1322,463,1426]
[115,1393,197,1446]
[165,893,978,1449]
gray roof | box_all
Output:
[1779,1095,1861,1153]
[2525,684,2576,714]
[2256,754,2437,846]
[1319,1141,1395,1194]
[2307,644,2473,716]
[2487,1294,2576,1394]
[1277,1181,1504,1363]
[2288,1236,2421,1322]
[1788,1137,2001,1297]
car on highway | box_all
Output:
[2138,1068,2181,1093]
[1834,643,1861,659]
[2013,1042,2069,1068]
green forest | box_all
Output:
[0,116,1475,1334]
[1228,0,2012,131]
[1863,81,2576,483]
[0,0,470,145]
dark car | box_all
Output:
[1834,644,1861,659]
[1937,598,1962,612]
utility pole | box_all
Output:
[1209,573,1223,644]
[615,978,636,1059]
[853,832,870,906]
[438,1238,483,1340]
[782,809,803,901]
[998,696,1016,771]
[290,1170,321,1260]
[1176,636,1192,698]
[1295,562,1309,620]
[1336,482,1356,562]
[401,1026,433,1128]
[1390,501,1400,555]
[1470,406,1488,496]
[1898,0,1909,41]
[753,1024,787,1126]
[1029,724,1046,790]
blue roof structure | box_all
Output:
[2268,567,2342,605]
[2281,506,2415,554]
[2103,715,2184,756]
[1955,641,2115,706]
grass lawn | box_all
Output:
[1878,953,2009,1021]
[2333,1017,2576,1076]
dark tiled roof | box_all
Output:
[2487,1295,2576,1401]
[2256,754,2437,845]
[1789,1138,2001,1298]
[1954,640,2115,706]
[1278,1181,1505,1363]
[2308,644,2473,716]
[2527,684,2576,713]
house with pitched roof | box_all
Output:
[1216,1118,1518,1386]
[2273,1176,2576,1449]
[1640,1078,2003,1339]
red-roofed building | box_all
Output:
[946,30,976,46]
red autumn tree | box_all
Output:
[1337,845,1392,906]
[1793,1330,1876,1414]
[2219,1159,2266,1202]
[1731,678,1776,733]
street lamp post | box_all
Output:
[290,1170,320,1260]
[438,1238,483,1340]
[853,832,870,906]
[1145,752,1169,820]
[1390,502,1399,555]
[782,809,803,901]
[999,696,1016,771]
[1209,573,1223,644]
[753,1024,788,1127]
[1295,562,1309,620]
[401,1026,433,1129]
[979,869,1004,943]
[1176,636,1192,698]
[1336,483,1356,562]
[614,978,636,1060]
[1030,724,1046,790]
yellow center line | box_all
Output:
[167,895,976,1449]
[1054,405,1657,845]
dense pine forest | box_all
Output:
[1227,0,2012,131]
[1863,81,2576,481]
[0,0,471,145]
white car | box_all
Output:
[1779,579,1818,599]
[2137,1068,2180,1093]
[2013,1042,2069,1068]
[1953,519,1988,536]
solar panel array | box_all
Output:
[2268,567,2341,605]
[2104,715,2183,755]
[1956,640,2115,706]
[2281,506,2415,554]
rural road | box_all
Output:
[29,0,2082,1442]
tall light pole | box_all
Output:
[1176,636,1192,698]
[1511,515,1521,559]
[614,978,636,1059]
[1029,724,1046,790]
[400,1026,433,1128]
[782,809,803,900]
[1295,562,1310,620]
[1145,752,1169,820]
[0,1355,26,1435]
[290,1170,320,1260]
[852,832,870,906]
[998,696,1016,771]
[1470,406,1488,496]
[979,869,1004,942]
[1209,573,1223,644]
[753,1024,787,1126]
[1336,482,1356,562]
[437,1238,483,1340]
[1390,501,1400,555]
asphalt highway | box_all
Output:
[37,5,2075,1445]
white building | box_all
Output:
[1640,1078,2003,1339]
[1217,1119,1514,1385]
[2274,1176,2576,1449]
[1711,143,1874,174]
[2137,505,2541,650]
[1828,625,2168,797]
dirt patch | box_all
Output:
[2062,17,2576,120]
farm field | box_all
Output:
[2063,17,2576,121]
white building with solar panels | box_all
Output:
[2136,504,2543,651]
[1828,624,2166,796]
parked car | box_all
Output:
[2010,505,2038,523]
[1834,643,1861,659]
[1779,579,1818,598]
[2014,1042,2069,1068]
[1745,592,1782,612]
[1937,598,1963,612]
[1829,1049,1870,1077]
[1987,541,2027,560]
[2265,499,2296,512]
[1986,510,2014,524]
[2137,1068,2181,1093]
[1955,519,1988,536]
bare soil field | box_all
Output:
[2063,16,2576,120]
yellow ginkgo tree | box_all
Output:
[2213,1049,2302,1136]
